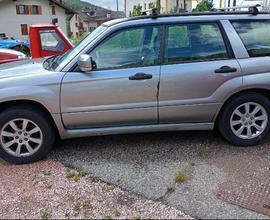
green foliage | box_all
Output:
[170,6,178,14]
[192,0,214,12]
[130,4,143,17]
[156,0,161,14]
[197,147,209,158]
[175,171,187,183]
[72,34,87,45]
[62,0,104,10]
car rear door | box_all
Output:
[61,25,161,129]
[159,21,242,124]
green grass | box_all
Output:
[66,167,87,182]
[40,210,51,220]
[135,213,141,220]
[197,147,209,159]
[73,202,81,213]
[175,171,187,183]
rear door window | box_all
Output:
[164,23,229,64]
[231,20,270,57]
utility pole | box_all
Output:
[116,0,119,11]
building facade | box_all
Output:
[0,0,74,41]
[70,8,125,39]
[125,0,198,16]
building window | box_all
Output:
[51,5,56,15]
[16,5,29,15]
[30,5,42,15]
[21,24,28,35]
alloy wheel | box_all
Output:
[0,118,43,157]
[230,102,268,140]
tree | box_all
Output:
[156,0,161,14]
[130,4,143,16]
[170,6,178,13]
[192,0,214,12]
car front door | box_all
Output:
[159,22,242,123]
[61,25,161,129]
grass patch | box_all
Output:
[66,167,87,182]
[197,147,209,159]
[104,215,113,220]
[40,210,51,220]
[135,214,141,220]
[73,202,81,213]
[175,171,187,183]
[114,209,121,217]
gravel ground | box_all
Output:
[0,159,191,219]
[52,131,270,219]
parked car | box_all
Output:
[0,22,73,62]
[0,38,30,55]
[1,8,270,164]
[0,48,27,64]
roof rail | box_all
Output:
[126,4,269,22]
[217,4,260,15]
[141,8,159,18]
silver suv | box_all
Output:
[1,9,270,164]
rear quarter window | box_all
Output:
[231,20,270,57]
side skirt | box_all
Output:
[61,122,214,139]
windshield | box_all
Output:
[48,25,108,70]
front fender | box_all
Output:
[0,85,60,114]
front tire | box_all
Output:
[218,93,270,146]
[0,106,55,164]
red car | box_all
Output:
[0,48,27,64]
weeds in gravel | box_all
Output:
[42,171,52,176]
[66,167,86,182]
[190,162,196,166]
[90,176,101,183]
[104,215,113,220]
[73,202,81,213]
[135,213,141,220]
[114,209,121,217]
[197,147,209,159]
[40,209,51,220]
[46,182,53,189]
[167,186,175,194]
[175,171,187,183]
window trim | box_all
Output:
[161,20,235,65]
[73,24,164,72]
[16,5,29,15]
[230,19,270,58]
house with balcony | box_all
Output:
[70,7,125,38]
[125,0,198,16]
[0,0,75,41]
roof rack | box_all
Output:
[141,8,159,18]
[130,5,268,21]
[216,4,261,15]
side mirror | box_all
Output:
[77,54,92,72]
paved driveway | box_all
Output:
[52,131,270,219]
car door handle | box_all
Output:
[215,66,237,74]
[129,73,153,80]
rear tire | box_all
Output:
[0,106,55,164]
[218,93,270,146]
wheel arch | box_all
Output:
[0,99,60,138]
[215,88,270,126]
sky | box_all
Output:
[82,0,125,11]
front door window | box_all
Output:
[89,26,161,70]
